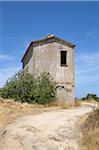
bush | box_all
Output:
[34,72,57,104]
[81,93,99,102]
[1,69,57,104]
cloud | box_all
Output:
[75,73,99,85]
[0,66,21,87]
[85,30,99,42]
[86,30,97,37]
[75,51,99,97]
[75,51,99,65]
[75,51,99,70]
[0,54,14,61]
[75,65,99,74]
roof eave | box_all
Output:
[21,42,33,62]
[21,36,76,62]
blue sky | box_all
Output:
[0,1,99,98]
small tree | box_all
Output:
[1,69,57,104]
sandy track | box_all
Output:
[0,105,92,150]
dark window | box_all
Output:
[60,51,67,66]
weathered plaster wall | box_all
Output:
[23,42,74,103]
[23,45,33,74]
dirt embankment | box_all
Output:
[0,98,93,150]
[80,107,99,150]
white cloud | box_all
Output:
[75,51,99,65]
[0,54,14,61]
[0,66,21,87]
[86,30,97,37]
[75,73,99,85]
[75,65,99,74]
[75,51,99,92]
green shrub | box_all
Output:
[0,88,3,97]
[1,69,57,104]
[34,72,57,104]
[81,93,99,102]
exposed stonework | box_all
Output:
[21,35,75,104]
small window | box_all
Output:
[60,51,67,66]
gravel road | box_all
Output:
[0,105,93,150]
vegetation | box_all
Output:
[0,88,3,97]
[81,93,99,102]
[75,100,81,106]
[61,103,70,109]
[0,69,57,104]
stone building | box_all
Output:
[21,34,75,104]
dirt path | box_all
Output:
[0,105,93,150]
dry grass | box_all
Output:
[0,97,42,127]
[0,97,82,128]
[61,103,71,109]
[75,100,81,106]
[0,97,61,127]
[61,100,81,109]
[81,107,99,150]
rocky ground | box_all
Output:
[0,99,93,150]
